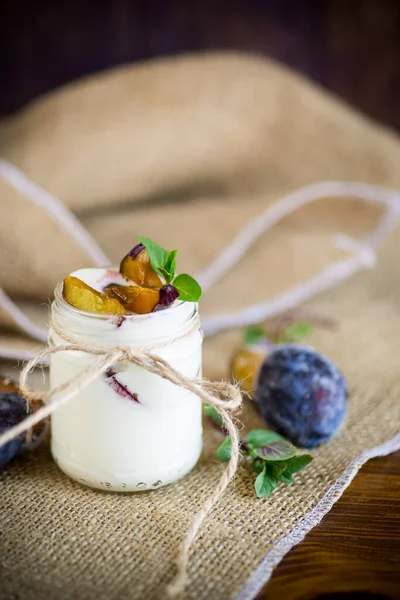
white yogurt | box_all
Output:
[49,268,203,492]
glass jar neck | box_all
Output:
[50,283,199,348]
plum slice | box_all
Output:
[116,243,180,314]
[231,348,265,395]
[106,283,179,314]
[153,284,179,311]
[105,284,160,314]
[120,243,162,288]
[63,276,127,315]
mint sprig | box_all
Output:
[243,326,267,346]
[243,319,313,348]
[137,236,202,302]
[203,403,225,427]
[279,321,313,343]
[216,436,232,462]
[163,249,178,281]
[137,236,176,283]
[204,406,313,498]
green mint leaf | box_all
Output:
[243,326,266,346]
[266,461,288,477]
[254,464,277,497]
[245,429,284,448]
[252,458,265,474]
[247,447,259,459]
[276,454,313,484]
[137,237,201,300]
[203,404,224,428]
[282,321,313,343]
[173,274,202,302]
[163,250,178,283]
[216,436,232,462]
[283,454,313,474]
[254,440,297,462]
[137,236,169,277]
[277,470,293,484]
[156,266,171,281]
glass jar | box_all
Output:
[49,281,203,492]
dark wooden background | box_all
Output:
[1,1,400,598]
[1,0,400,130]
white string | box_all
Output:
[0,158,110,345]
[1,161,400,347]
[0,286,48,343]
[198,182,400,336]
[197,181,400,292]
[0,159,110,266]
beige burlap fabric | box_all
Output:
[0,52,400,599]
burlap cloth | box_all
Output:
[0,52,400,599]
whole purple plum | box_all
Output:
[0,393,28,468]
[0,383,48,468]
[255,345,347,448]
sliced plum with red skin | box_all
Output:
[105,284,159,314]
[105,283,178,314]
[129,243,146,260]
[120,244,162,288]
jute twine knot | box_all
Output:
[0,318,243,597]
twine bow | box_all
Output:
[0,325,242,597]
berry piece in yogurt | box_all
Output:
[255,345,347,448]
[105,369,140,403]
[63,276,127,315]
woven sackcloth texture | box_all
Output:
[1,206,400,599]
[0,52,400,599]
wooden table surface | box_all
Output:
[260,450,400,600]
